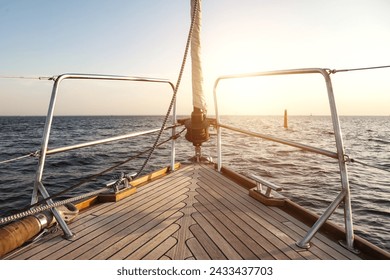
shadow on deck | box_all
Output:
[5,163,365,260]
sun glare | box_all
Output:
[214,73,331,116]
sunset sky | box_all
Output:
[1,0,389,116]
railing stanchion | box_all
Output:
[213,68,357,252]
[171,84,177,171]
[213,78,222,172]
[31,73,176,239]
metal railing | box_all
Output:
[31,73,177,239]
[213,68,357,252]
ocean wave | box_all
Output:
[0,115,389,251]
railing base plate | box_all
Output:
[339,240,360,254]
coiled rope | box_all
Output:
[135,0,200,178]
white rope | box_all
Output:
[0,151,39,165]
[0,75,52,80]
[0,186,110,225]
[135,0,200,177]
[348,157,390,173]
[329,65,390,74]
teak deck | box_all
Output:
[6,163,362,260]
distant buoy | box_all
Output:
[284,110,288,129]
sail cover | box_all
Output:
[191,0,207,112]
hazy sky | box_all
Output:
[1,0,389,116]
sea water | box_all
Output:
[0,115,389,251]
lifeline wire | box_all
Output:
[329,65,390,74]
[348,158,390,174]
[0,75,52,80]
[0,151,39,165]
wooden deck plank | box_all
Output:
[165,167,199,260]
[73,165,193,220]
[11,166,192,260]
[193,202,258,259]
[282,219,358,260]
[198,167,325,260]
[200,175,310,259]
[90,205,184,260]
[196,178,319,260]
[126,224,180,260]
[142,237,178,260]
[199,185,319,260]
[194,186,287,259]
[282,221,336,260]
[66,198,186,260]
[12,173,193,260]
[29,182,185,260]
[195,190,279,260]
[102,210,183,260]
[203,165,358,259]
[12,234,68,260]
[199,165,289,222]
[10,212,107,259]
[10,229,63,260]
[76,165,194,220]
[87,170,193,218]
[195,194,275,259]
[196,177,304,259]
[192,211,242,259]
[40,187,188,259]
[272,207,361,260]
[186,237,211,260]
[5,163,367,260]
[189,224,227,260]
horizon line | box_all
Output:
[1,114,389,117]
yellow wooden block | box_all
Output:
[249,188,286,207]
[98,187,137,203]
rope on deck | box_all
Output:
[0,186,110,225]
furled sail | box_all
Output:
[191,0,207,112]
